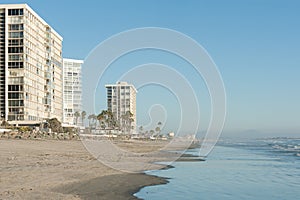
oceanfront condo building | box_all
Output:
[0,4,63,125]
[62,58,83,126]
[105,82,137,129]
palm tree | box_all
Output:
[155,122,162,139]
[88,114,97,128]
[91,114,97,128]
[110,115,118,130]
[81,111,86,126]
[150,130,155,136]
[139,126,143,134]
[100,121,106,130]
[97,110,106,129]
[105,110,114,129]
[157,122,162,135]
[121,111,134,134]
[155,126,161,140]
[97,110,119,132]
[74,111,80,125]
[88,114,93,128]
[155,126,161,134]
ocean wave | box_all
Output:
[272,144,300,150]
[220,138,300,159]
[272,144,285,150]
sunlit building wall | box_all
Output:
[0,4,63,124]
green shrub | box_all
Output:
[17,126,32,132]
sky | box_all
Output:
[3,0,300,137]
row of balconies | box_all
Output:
[7,17,24,24]
[7,115,24,121]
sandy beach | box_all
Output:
[0,139,192,199]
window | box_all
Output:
[8,62,24,69]
[8,100,24,106]
[8,85,23,92]
[8,24,23,31]
[8,92,23,99]
[8,77,24,84]
[8,32,23,38]
[8,9,24,16]
[8,115,24,121]
[9,54,23,61]
[8,47,23,53]
[9,108,24,114]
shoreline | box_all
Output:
[55,155,178,200]
[0,139,201,199]
[54,172,169,200]
[133,151,204,199]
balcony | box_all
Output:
[46,59,51,66]
[43,97,51,105]
[7,17,24,24]
[44,85,51,93]
[44,72,51,79]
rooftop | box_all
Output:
[0,3,63,40]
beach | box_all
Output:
[0,139,188,200]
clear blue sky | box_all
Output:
[3,0,300,136]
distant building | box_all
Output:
[62,58,83,126]
[105,82,137,129]
[0,4,63,125]
[168,132,175,137]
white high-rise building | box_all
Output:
[62,58,83,126]
[105,82,137,129]
[0,4,63,125]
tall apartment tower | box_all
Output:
[0,4,63,125]
[62,58,83,126]
[105,82,137,129]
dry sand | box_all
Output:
[0,139,190,200]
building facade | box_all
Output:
[0,4,63,125]
[62,58,83,126]
[105,82,137,130]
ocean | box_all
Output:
[135,138,300,200]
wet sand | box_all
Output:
[55,173,168,200]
